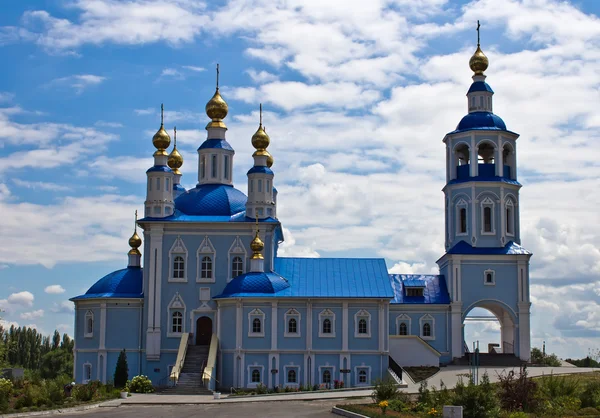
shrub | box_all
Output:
[539,373,581,399]
[15,385,35,409]
[578,407,600,416]
[371,377,398,403]
[531,348,562,367]
[114,349,129,389]
[388,398,410,413]
[506,412,528,418]
[72,381,100,402]
[452,373,500,418]
[580,380,600,408]
[126,375,154,394]
[255,383,267,395]
[497,366,540,412]
[0,378,10,412]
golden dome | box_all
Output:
[250,231,264,260]
[251,125,270,150]
[128,210,142,255]
[206,89,228,121]
[469,46,488,75]
[153,124,171,151]
[167,127,183,175]
[266,152,273,168]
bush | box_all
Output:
[0,378,10,412]
[371,377,398,403]
[578,407,600,416]
[127,375,154,394]
[114,349,129,389]
[580,380,600,408]
[254,383,267,395]
[388,398,410,413]
[539,373,581,399]
[497,366,540,413]
[72,381,100,402]
[531,347,562,367]
[453,373,500,418]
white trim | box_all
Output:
[318,309,336,338]
[419,313,435,340]
[168,236,188,283]
[395,314,411,335]
[166,292,186,338]
[196,236,216,283]
[84,310,94,338]
[456,199,468,236]
[82,362,92,384]
[228,236,247,282]
[284,308,301,338]
[480,196,496,235]
[283,363,300,387]
[248,308,265,338]
[484,269,496,286]
[354,309,371,338]
[247,363,264,388]
[354,364,371,386]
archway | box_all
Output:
[463,301,516,355]
[196,316,212,345]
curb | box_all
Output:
[227,386,375,400]
[331,406,370,418]
[0,400,122,418]
[120,393,372,405]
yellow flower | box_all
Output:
[379,400,389,407]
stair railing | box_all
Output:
[503,341,514,354]
[169,332,190,386]
[202,333,219,391]
[388,356,403,383]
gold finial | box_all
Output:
[251,103,270,151]
[469,20,488,75]
[161,103,164,125]
[205,64,229,128]
[128,210,142,255]
[216,63,220,90]
[250,213,264,260]
[167,126,183,174]
[152,103,171,155]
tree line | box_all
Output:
[0,325,74,379]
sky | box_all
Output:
[0,0,598,360]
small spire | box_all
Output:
[173,126,177,148]
[216,63,220,90]
[161,103,164,126]
[134,209,138,231]
[477,20,481,47]
[259,103,263,127]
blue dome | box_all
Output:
[71,267,143,300]
[175,184,247,216]
[146,165,172,174]
[467,81,494,94]
[453,112,506,133]
[198,139,234,151]
[247,166,274,175]
[218,272,290,297]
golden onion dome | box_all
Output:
[250,231,264,259]
[469,46,489,75]
[251,125,270,150]
[128,211,142,255]
[205,89,228,121]
[167,127,183,174]
[266,152,274,168]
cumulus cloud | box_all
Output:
[20,309,44,320]
[51,301,74,314]
[44,285,66,294]
[47,74,106,93]
[7,291,34,307]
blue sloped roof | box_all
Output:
[389,274,450,304]
[146,165,172,174]
[446,240,532,255]
[449,112,508,134]
[138,211,281,224]
[214,258,394,299]
[467,81,494,94]
[173,183,186,193]
[70,267,143,300]
[247,166,274,175]
[447,176,521,186]
[198,139,234,151]
[403,278,427,288]
[174,183,247,216]
[217,272,291,297]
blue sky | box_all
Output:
[0,0,599,359]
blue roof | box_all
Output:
[70,267,143,300]
[198,139,234,151]
[389,274,450,304]
[215,258,394,299]
[467,81,494,94]
[174,184,247,216]
[217,272,291,297]
[247,166,274,175]
[173,183,186,193]
[403,278,427,288]
[449,112,508,134]
[447,175,521,186]
[146,165,172,174]
[446,240,532,256]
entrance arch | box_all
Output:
[463,300,516,355]
[196,316,212,345]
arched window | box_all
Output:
[399,322,407,335]
[224,155,229,179]
[173,256,185,279]
[322,370,331,384]
[484,206,492,232]
[423,323,431,337]
[323,319,332,334]
[359,370,367,383]
[287,369,296,383]
[358,319,367,334]
[211,155,217,178]
[85,311,93,337]
[251,369,260,383]
[172,311,182,333]
[506,201,514,235]
[460,208,467,233]
[200,156,206,179]
[201,256,212,279]
[288,318,297,334]
[253,318,261,334]
[231,256,243,278]
[258,179,263,192]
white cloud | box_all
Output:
[7,291,34,307]
[94,121,123,128]
[12,179,70,192]
[182,65,205,72]
[0,92,14,103]
[160,68,184,80]
[48,74,106,93]
[246,69,278,83]
[51,301,74,314]
[20,309,44,320]
[134,108,155,116]
[44,285,66,294]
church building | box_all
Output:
[70,39,532,390]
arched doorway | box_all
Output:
[463,301,516,356]
[196,316,212,345]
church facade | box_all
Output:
[71,43,532,390]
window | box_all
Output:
[173,256,185,279]
[506,200,514,235]
[399,322,407,335]
[355,366,371,386]
[172,311,182,333]
[484,207,492,232]
[249,180,253,193]
[84,311,93,337]
[201,156,206,179]
[266,180,270,194]
[319,309,336,338]
[267,208,272,216]
[284,309,301,337]
[322,370,331,384]
[480,96,483,107]
[253,318,261,333]
[423,323,431,337]
[471,96,475,108]
[419,314,435,340]
[148,181,152,191]
[288,318,297,334]
[406,288,424,297]
[224,155,229,179]
[201,256,212,279]
[211,155,217,178]
[456,199,468,236]
[287,369,296,383]
[359,370,367,383]
[166,178,170,190]
[354,310,371,338]
[156,178,160,190]
[258,179,262,192]
[396,314,411,336]
[257,208,263,216]
[484,269,496,286]
[153,206,161,215]
[83,363,92,383]
[460,208,467,233]
[231,256,243,278]
[251,369,260,383]
[481,197,495,234]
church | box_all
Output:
[70,39,532,391]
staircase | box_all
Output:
[454,353,525,367]
[162,345,212,395]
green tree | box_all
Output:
[52,330,61,350]
[40,349,73,379]
[113,349,129,389]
